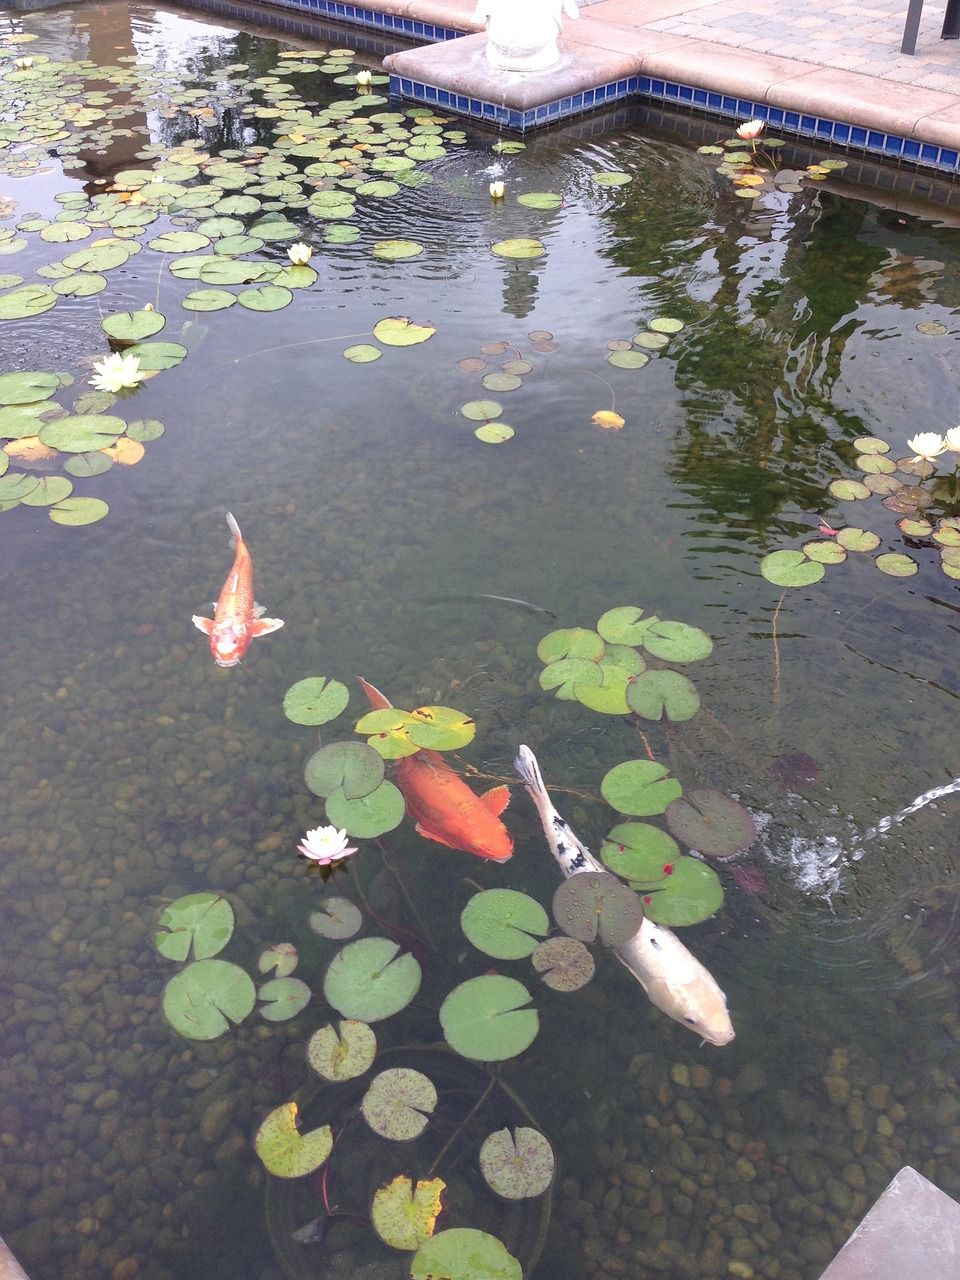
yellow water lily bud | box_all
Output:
[355,69,372,87]
[489,180,505,200]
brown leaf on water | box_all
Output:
[100,438,145,465]
[4,435,58,464]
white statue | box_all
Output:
[473,0,580,73]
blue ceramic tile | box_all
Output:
[707,91,722,109]
[920,142,939,160]
[816,117,832,136]
[883,135,904,155]
[940,147,959,167]
[832,123,850,142]
[678,84,693,102]
[867,129,884,148]
[693,87,707,105]
[720,95,736,112]
[850,126,867,144]
[902,139,921,159]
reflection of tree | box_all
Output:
[499,259,541,320]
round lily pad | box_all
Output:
[373,316,435,346]
[461,400,502,422]
[759,550,825,587]
[20,476,73,507]
[439,975,539,1062]
[101,309,165,342]
[540,658,602,700]
[639,856,724,926]
[601,760,682,816]
[182,288,236,311]
[491,238,544,259]
[607,350,649,369]
[309,895,363,939]
[648,317,685,333]
[876,552,918,577]
[305,741,385,799]
[481,373,522,392]
[259,943,299,977]
[853,436,890,454]
[255,1102,332,1178]
[0,284,57,319]
[600,822,679,882]
[372,239,423,259]
[48,496,109,526]
[237,284,292,311]
[537,627,605,663]
[155,891,235,961]
[344,344,381,362]
[308,1019,377,1081]
[406,705,476,750]
[479,1127,555,1199]
[372,1175,445,1251]
[461,890,548,960]
[149,230,211,253]
[553,872,644,946]
[530,936,594,992]
[39,414,124,452]
[626,669,701,722]
[475,423,514,444]
[64,452,113,479]
[126,341,187,371]
[362,1068,437,1140]
[323,936,421,1021]
[516,192,562,209]
[592,171,631,187]
[284,675,350,726]
[597,606,654,646]
[633,331,670,350]
[665,789,756,858]
[162,959,255,1040]
[573,666,631,714]
[836,527,881,551]
[411,1230,521,1280]
[0,371,60,405]
[325,778,405,836]
[801,538,847,564]
[828,479,870,501]
[258,977,311,1022]
[640,620,713,663]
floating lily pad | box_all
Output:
[362,1068,437,1140]
[573,665,631,714]
[149,230,211,253]
[648,317,684,334]
[323,936,421,1021]
[309,895,363,939]
[284,675,350,726]
[491,238,545,259]
[373,316,436,346]
[19,475,73,506]
[49,496,109,526]
[52,273,107,297]
[475,423,514,444]
[516,192,562,209]
[828,478,870,501]
[344,344,382,363]
[479,1128,555,1199]
[856,454,896,475]
[537,626,605,663]
[601,759,682,816]
[259,943,299,977]
[182,288,236,311]
[640,620,713,663]
[238,284,292,311]
[597,607,656,646]
[0,284,58,319]
[372,1176,445,1252]
[155,891,235,961]
[461,890,548,960]
[308,1019,377,1081]
[802,538,847,564]
[126,341,187,371]
[461,400,502,422]
[665,789,756,858]
[607,350,649,369]
[876,552,918,577]
[639,856,724,926]
[626,669,701,722]
[540,658,602,700]
[411,1230,521,1280]
[481,373,522,392]
[917,320,948,335]
[372,239,423,259]
[406,704,476,750]
[39,414,124,452]
[759,550,825,587]
[63,451,113,478]
[553,872,644,946]
[258,977,311,1022]
[530,936,594,992]
[325,778,405,836]
[836,527,881,551]
[592,171,631,187]
[162,959,255,1040]
[101,308,165,342]
[0,371,60,405]
[600,822,679,882]
[440,975,538,1062]
[633,331,669,350]
[254,1102,332,1178]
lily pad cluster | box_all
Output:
[456,332,559,444]
[155,892,309,1038]
[698,129,847,200]
[605,315,685,373]
[356,699,477,758]
[459,887,593,994]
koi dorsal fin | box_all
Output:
[357,676,393,709]
[480,785,511,817]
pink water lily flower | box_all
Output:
[297,825,358,867]
[736,118,765,141]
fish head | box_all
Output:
[474,829,514,862]
[210,620,248,667]
[646,975,735,1047]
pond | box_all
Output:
[2,5,960,1280]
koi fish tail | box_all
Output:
[514,744,548,800]
[357,675,393,710]
[225,510,241,547]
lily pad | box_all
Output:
[759,550,825,587]
[461,400,503,422]
[491,238,545,259]
[479,1127,555,1199]
[19,475,73,507]
[540,658,602,700]
[639,856,724,926]
[553,872,644,946]
[607,350,649,369]
[440,975,539,1062]
[411,1229,521,1280]
[801,539,847,565]
[237,284,292,311]
[475,423,514,444]
[258,943,299,977]
[126,341,187,371]
[626,669,701,722]
[0,284,58,319]
[828,478,870,501]
[63,451,113,479]
[640,620,713,663]
[530,936,594,992]
[836,527,881,552]
[39,414,124,452]
[323,936,421,1021]
[601,760,682,816]
[182,288,236,312]
[481,373,522,392]
[162,959,255,1040]
[648,317,685,334]
[600,822,679,882]
[876,552,918,577]
[362,1067,437,1140]
[284,676,350,726]
[853,436,890,454]
[537,627,605,663]
[516,192,562,209]
[48,496,109,526]
[254,1102,332,1178]
[304,741,385,799]
[155,891,235,962]
[0,371,60,405]
[372,1175,445,1251]
[406,704,476,750]
[344,344,381,362]
[597,606,656,646]
[258,977,311,1022]
[665,789,756,858]
[308,1019,377,1081]
[373,316,435,346]
[573,665,631,714]
[309,895,363,940]
[592,171,632,187]
[461,890,549,960]
[101,308,165,342]
[372,239,423,259]
[325,778,405,836]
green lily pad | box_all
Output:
[601,760,682,816]
[309,895,363,940]
[162,959,255,1040]
[14,476,70,508]
[853,436,889,454]
[0,401,67,439]
[540,658,602,700]
[126,419,165,442]
[481,373,522,392]
[101,308,165,342]
[836,527,881,551]
[516,192,562,209]
[362,1067,437,1140]
[254,1102,332,1178]
[62,454,114,480]
[73,391,116,415]
[39,414,124,452]
[640,620,713,663]
[308,1018,377,1082]
[648,317,685,334]
[0,284,57,319]
[62,242,131,272]
[460,890,548,960]
[633,331,670,350]
[258,943,299,977]
[856,454,897,475]
[600,822,679,882]
[372,1175,445,1252]
[626,669,701,722]
[802,538,847,564]
[607,349,649,369]
[372,239,423,259]
[258,977,311,1022]
[305,740,385,800]
[149,230,211,253]
[876,552,918,577]
[325,778,404,836]
[530,936,595,992]
[479,1127,554,1199]
[406,704,476,750]
[665,789,756,858]
[760,550,825,587]
[573,665,631,714]
[52,273,107,297]
[155,891,235,961]
[182,288,236,312]
[461,400,502,422]
[323,936,422,1021]
[0,371,60,405]
[284,675,350,726]
[597,607,656,646]
[553,871,644,946]
[592,171,632,187]
[491,238,545,259]
[237,284,293,311]
[439,975,539,1062]
[48,497,109,526]
[373,316,436,346]
[828,479,870,501]
[475,423,514,444]
[214,233,265,257]
[344,344,381,362]
[537,626,605,662]
[639,856,724,926]
[126,341,187,371]
[411,1230,521,1280]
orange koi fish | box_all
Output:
[192,512,284,667]
[357,676,513,862]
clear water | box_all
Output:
[2,6,960,1280]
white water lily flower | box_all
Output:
[287,241,313,265]
[489,179,505,200]
[355,69,373,86]
[297,825,357,867]
[907,431,946,462]
[15,57,34,70]
[90,352,145,394]
[943,425,960,452]
[736,118,764,141]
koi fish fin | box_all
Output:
[415,820,465,851]
[253,602,266,618]
[225,510,241,548]
[357,675,393,709]
[480,784,511,817]
[192,614,214,635]
[250,617,284,638]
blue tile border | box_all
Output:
[390,71,639,130]
[242,0,466,41]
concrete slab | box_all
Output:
[0,1235,30,1280]
[818,1166,960,1280]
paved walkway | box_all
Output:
[392,0,960,154]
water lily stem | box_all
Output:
[231,329,375,363]
[425,1068,498,1178]
[771,589,785,715]
[590,372,617,412]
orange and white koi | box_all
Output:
[357,676,513,862]
[192,512,284,667]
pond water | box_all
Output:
[2,6,960,1280]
